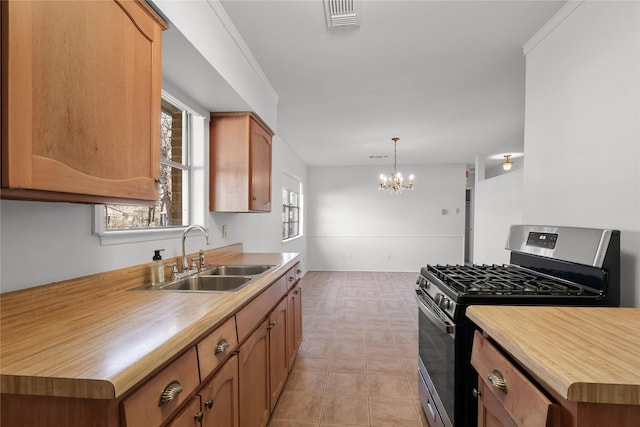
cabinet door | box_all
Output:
[477,379,518,427]
[471,332,560,427]
[201,355,239,427]
[238,320,270,427]
[1,0,164,203]
[249,118,272,212]
[287,283,303,370]
[268,297,288,410]
[167,397,203,427]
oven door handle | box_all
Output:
[416,290,456,337]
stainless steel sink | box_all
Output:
[133,264,277,293]
[201,264,275,276]
[153,275,252,292]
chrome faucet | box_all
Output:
[182,225,211,272]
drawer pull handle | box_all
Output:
[215,338,230,354]
[194,411,204,422]
[205,399,214,409]
[488,370,507,393]
[158,380,183,406]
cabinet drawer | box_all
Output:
[197,316,238,381]
[236,275,287,342]
[285,266,298,290]
[471,331,559,427]
[122,347,199,427]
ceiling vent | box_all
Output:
[324,0,361,28]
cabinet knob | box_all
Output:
[267,321,276,330]
[289,276,295,282]
[294,289,300,295]
[204,399,214,409]
[158,380,183,406]
[488,370,507,393]
[472,387,481,398]
[215,338,230,355]
[194,412,204,422]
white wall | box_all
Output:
[523,1,640,307]
[307,164,466,272]
[473,170,524,264]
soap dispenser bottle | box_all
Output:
[151,249,165,286]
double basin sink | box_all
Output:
[136,264,276,293]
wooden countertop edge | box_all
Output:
[466,306,640,406]
[0,247,301,400]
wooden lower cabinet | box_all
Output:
[286,282,303,370]
[471,329,640,426]
[269,297,288,411]
[471,331,560,427]
[167,397,202,427]
[200,354,239,427]
[238,319,271,427]
[477,379,517,427]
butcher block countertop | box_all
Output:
[0,244,300,400]
[466,306,640,406]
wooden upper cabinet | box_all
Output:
[209,112,274,212]
[1,0,167,203]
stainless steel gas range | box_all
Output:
[415,224,621,427]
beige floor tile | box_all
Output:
[325,372,368,396]
[293,355,331,373]
[367,374,412,398]
[364,344,398,360]
[333,339,365,358]
[330,356,366,374]
[271,391,323,422]
[273,272,424,427]
[365,357,405,376]
[364,330,395,346]
[284,370,328,394]
[300,339,334,357]
[320,395,370,425]
[269,421,320,427]
[369,397,422,427]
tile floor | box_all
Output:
[268,271,429,427]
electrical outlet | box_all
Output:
[222,225,228,239]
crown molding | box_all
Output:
[205,0,279,102]
[523,0,585,56]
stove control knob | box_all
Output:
[434,293,444,306]
[442,298,451,310]
[416,277,429,288]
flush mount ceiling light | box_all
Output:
[502,154,513,171]
[378,137,414,193]
[324,0,361,28]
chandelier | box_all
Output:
[378,137,414,193]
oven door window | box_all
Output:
[417,293,456,424]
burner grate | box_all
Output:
[427,264,586,296]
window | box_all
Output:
[282,173,302,241]
[104,97,191,230]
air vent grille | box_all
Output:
[324,0,360,28]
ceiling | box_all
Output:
[218,0,565,168]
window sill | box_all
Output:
[282,234,303,244]
[96,226,187,246]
